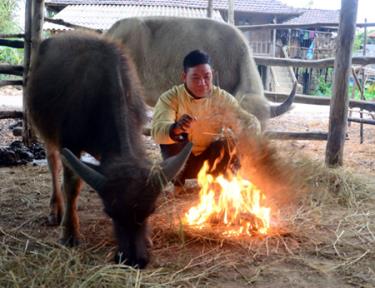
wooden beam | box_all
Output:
[0,33,25,39]
[0,64,24,76]
[325,0,358,167]
[0,110,23,120]
[237,21,375,32]
[265,131,328,140]
[348,117,375,125]
[0,39,24,48]
[264,91,375,112]
[0,80,23,87]
[254,56,375,68]
[44,17,101,33]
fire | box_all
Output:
[185,161,271,236]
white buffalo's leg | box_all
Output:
[60,163,83,246]
[46,145,63,226]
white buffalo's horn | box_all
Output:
[270,81,297,117]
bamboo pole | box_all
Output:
[325,0,358,167]
[0,111,23,119]
[0,80,23,87]
[237,22,375,32]
[0,33,25,38]
[348,117,375,125]
[0,39,24,48]
[0,64,24,76]
[360,19,368,143]
[264,91,375,112]
[254,56,375,68]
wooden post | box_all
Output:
[228,0,234,25]
[272,17,277,57]
[22,0,32,146]
[23,0,45,146]
[360,18,367,143]
[325,0,358,167]
[207,0,213,18]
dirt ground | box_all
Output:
[0,87,375,287]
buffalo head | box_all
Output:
[61,142,192,267]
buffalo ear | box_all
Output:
[61,148,107,191]
[158,142,192,186]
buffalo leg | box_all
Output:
[46,146,63,226]
[60,164,83,246]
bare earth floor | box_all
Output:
[0,87,374,287]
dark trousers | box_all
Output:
[160,139,238,186]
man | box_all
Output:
[152,50,260,190]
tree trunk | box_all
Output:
[325,0,358,167]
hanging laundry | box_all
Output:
[304,31,309,40]
[306,40,315,60]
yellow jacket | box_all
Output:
[151,84,260,155]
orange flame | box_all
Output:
[185,161,271,236]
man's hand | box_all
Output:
[169,114,195,141]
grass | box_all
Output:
[1,143,375,287]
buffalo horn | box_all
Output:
[159,142,193,184]
[270,81,297,118]
[61,148,107,191]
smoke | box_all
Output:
[235,134,305,210]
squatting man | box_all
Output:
[152,50,261,191]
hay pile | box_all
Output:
[1,145,375,287]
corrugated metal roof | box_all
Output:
[44,4,224,31]
[45,0,300,15]
[283,8,340,25]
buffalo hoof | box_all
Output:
[115,252,149,269]
[59,236,80,247]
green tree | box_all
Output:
[0,0,19,34]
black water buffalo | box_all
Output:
[107,16,296,125]
[27,31,192,268]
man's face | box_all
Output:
[183,64,213,98]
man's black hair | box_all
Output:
[183,50,211,72]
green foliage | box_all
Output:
[0,46,23,65]
[313,75,375,100]
[314,75,332,96]
[0,46,23,81]
[351,83,375,101]
[0,0,19,34]
[367,82,375,94]
[353,32,363,51]
[354,30,375,51]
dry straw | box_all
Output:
[1,142,375,287]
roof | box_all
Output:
[43,4,224,31]
[283,8,340,25]
[45,0,300,15]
